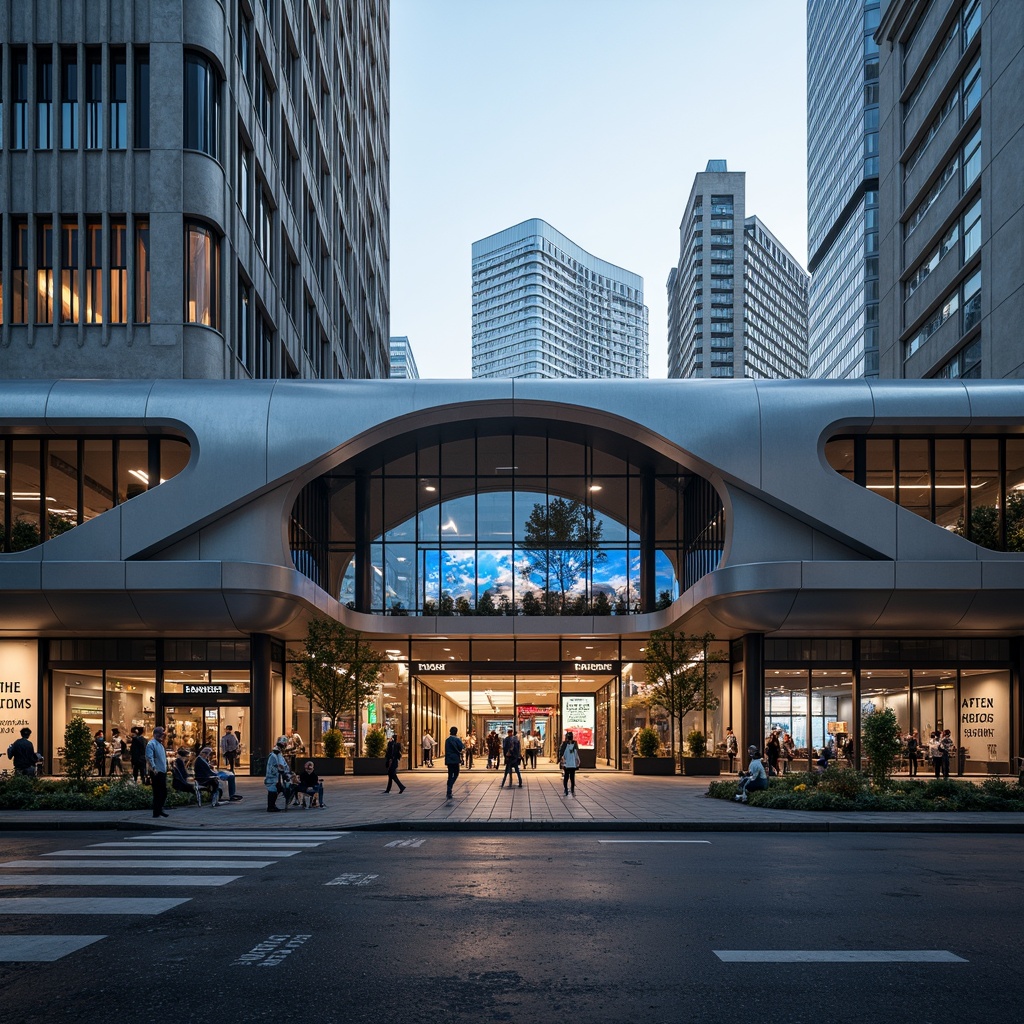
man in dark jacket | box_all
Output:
[129,726,149,784]
[7,727,38,776]
[501,729,523,788]
[444,726,464,801]
[384,734,406,794]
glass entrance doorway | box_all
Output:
[408,666,619,770]
[162,704,251,770]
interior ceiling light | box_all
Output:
[129,469,149,484]
[589,484,602,492]
[424,485,436,493]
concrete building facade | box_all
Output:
[471,219,648,380]
[0,0,390,381]
[667,162,808,380]
[806,0,881,379]
[876,0,1023,380]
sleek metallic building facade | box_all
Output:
[0,0,390,381]
[471,219,649,380]
[877,0,1022,380]
[667,163,808,380]
[806,0,881,379]
[1,378,1022,773]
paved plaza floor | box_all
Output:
[3,768,1024,832]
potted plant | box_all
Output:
[317,728,347,776]
[354,725,389,776]
[683,728,720,777]
[291,617,386,777]
[631,726,675,776]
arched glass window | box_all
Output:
[185,222,220,328]
[183,53,220,159]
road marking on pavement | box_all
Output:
[93,841,323,849]
[126,831,349,839]
[598,840,712,844]
[325,873,378,886]
[1,859,275,870]
[714,950,968,963]
[48,848,301,858]
[384,838,426,848]
[0,897,189,915]
[0,874,241,887]
[0,935,106,962]
[231,933,312,967]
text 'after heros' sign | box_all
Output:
[0,640,39,757]
[561,694,595,750]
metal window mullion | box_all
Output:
[964,439,972,542]
[39,438,48,542]
[76,438,84,525]
[999,437,1007,551]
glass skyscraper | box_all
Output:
[471,219,648,379]
[806,0,881,379]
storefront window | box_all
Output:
[811,669,854,761]
[51,669,104,770]
[860,669,909,768]
[765,669,810,765]
[959,669,1010,773]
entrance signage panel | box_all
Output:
[561,694,595,749]
[0,640,39,758]
[182,683,229,696]
[412,661,620,675]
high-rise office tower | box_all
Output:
[877,0,1021,379]
[806,0,881,379]
[471,218,649,379]
[667,162,809,379]
[389,335,419,379]
[0,0,389,380]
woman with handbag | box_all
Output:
[265,736,291,812]
[558,730,581,797]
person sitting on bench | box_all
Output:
[194,746,243,805]
[734,745,769,804]
[171,747,200,802]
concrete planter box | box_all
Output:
[632,756,676,776]
[353,757,388,776]
[314,757,347,776]
[682,757,721,776]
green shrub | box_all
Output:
[364,727,387,758]
[62,715,95,786]
[862,708,902,787]
[323,729,344,758]
[686,730,707,757]
[93,777,155,810]
[636,727,661,757]
[818,766,867,800]
[706,779,740,800]
[0,774,38,809]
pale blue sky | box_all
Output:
[390,0,808,379]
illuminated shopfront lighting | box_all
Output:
[129,469,149,484]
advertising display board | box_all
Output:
[0,640,39,759]
[561,694,595,749]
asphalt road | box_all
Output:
[0,829,1020,1023]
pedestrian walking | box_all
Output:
[464,731,476,769]
[130,726,149,784]
[384,734,406,793]
[765,729,781,776]
[265,736,291,812]
[558,730,581,796]
[109,728,126,775]
[500,729,523,788]
[782,732,796,774]
[444,726,464,801]
[220,724,240,771]
[93,729,107,777]
[724,726,738,772]
[422,730,435,767]
[928,730,942,777]
[906,729,919,776]
[146,726,169,818]
[486,730,500,769]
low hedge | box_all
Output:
[707,768,1024,811]
[0,773,194,811]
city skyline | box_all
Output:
[390,0,808,380]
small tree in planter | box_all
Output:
[636,727,661,757]
[291,617,385,775]
[686,729,708,757]
[364,727,387,758]
[322,729,343,758]
[645,629,725,774]
[62,715,95,788]
[862,708,902,788]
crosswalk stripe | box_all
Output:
[92,841,323,849]
[0,897,189,915]
[0,874,241,887]
[384,838,425,848]
[2,860,275,870]
[714,950,968,963]
[47,849,300,858]
[126,832,348,839]
[0,935,106,962]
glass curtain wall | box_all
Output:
[294,429,724,617]
[826,435,1024,550]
